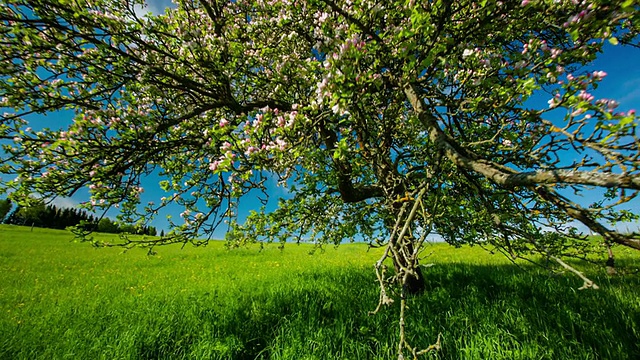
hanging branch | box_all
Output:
[550,255,600,290]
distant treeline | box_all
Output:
[0,198,157,236]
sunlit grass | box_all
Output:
[1,224,639,359]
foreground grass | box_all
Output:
[1,225,639,359]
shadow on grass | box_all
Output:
[417,263,640,359]
[131,264,640,360]
[2,263,638,360]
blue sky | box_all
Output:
[1,1,639,237]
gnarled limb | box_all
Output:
[403,82,640,251]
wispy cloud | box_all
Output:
[265,172,292,198]
[616,77,640,108]
[564,219,640,235]
[25,192,81,208]
[611,220,640,234]
[133,0,175,17]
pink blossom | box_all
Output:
[244,146,258,156]
[209,161,219,171]
[548,94,561,109]
[577,90,594,102]
[540,41,548,51]
[596,99,619,109]
[275,138,287,151]
[571,108,585,117]
[521,0,529,5]
[316,12,329,23]
[591,71,607,80]
[219,118,229,127]
[287,112,296,127]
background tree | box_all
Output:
[0,198,11,222]
[1,201,97,229]
[1,1,639,357]
[146,226,157,236]
[4,205,22,225]
[97,217,119,234]
[16,199,46,229]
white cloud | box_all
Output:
[49,196,80,209]
[22,193,81,209]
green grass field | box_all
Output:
[1,224,639,359]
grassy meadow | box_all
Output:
[1,224,639,359]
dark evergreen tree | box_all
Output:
[0,199,12,222]
[4,205,22,225]
[2,199,151,234]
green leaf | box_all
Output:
[159,180,170,191]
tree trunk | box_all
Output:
[605,242,616,275]
[385,200,427,294]
[391,236,426,294]
[377,158,427,294]
[405,265,426,294]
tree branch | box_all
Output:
[550,255,599,290]
[403,82,640,250]
[403,83,640,190]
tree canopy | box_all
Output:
[1,0,639,356]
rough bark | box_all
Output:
[392,240,426,294]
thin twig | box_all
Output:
[550,255,599,290]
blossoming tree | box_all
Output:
[1,0,639,356]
